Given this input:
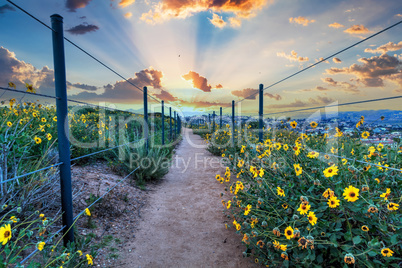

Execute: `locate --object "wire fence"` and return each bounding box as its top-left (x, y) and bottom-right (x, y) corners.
top-left (1, 1), bottom-right (184, 264)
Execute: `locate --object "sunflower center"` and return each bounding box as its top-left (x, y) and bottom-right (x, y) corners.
top-left (287, 231), bottom-right (292, 235)
top-left (331, 201), bottom-right (335, 205)
top-left (383, 250), bottom-right (388, 253)
top-left (308, 216), bottom-right (312, 221)
top-left (328, 169), bottom-right (332, 173)
top-left (4, 231), bottom-right (10, 238)
top-left (349, 192), bottom-right (355, 197)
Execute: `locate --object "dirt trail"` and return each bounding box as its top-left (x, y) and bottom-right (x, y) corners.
top-left (117, 128), bottom-right (255, 268)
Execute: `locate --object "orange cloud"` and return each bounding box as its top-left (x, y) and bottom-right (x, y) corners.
top-left (124, 12), bottom-right (133, 18)
top-left (326, 54), bottom-right (402, 87)
top-left (277, 50), bottom-right (309, 62)
top-left (177, 99), bottom-right (231, 109)
top-left (182, 71), bottom-right (212, 92)
top-left (229, 17), bottom-right (241, 27)
top-left (231, 88), bottom-right (281, 100)
top-left (66, 0), bottom-right (92, 12)
top-left (364, 41), bottom-right (402, 54)
top-left (344, 24), bottom-right (371, 35)
top-left (289, 16), bottom-right (315, 26)
top-left (328, 22), bottom-right (344, 28)
top-left (140, 0), bottom-right (272, 27)
top-left (209, 13), bottom-right (227, 28)
top-left (333, 57), bottom-right (342, 63)
top-left (267, 96), bottom-right (335, 109)
top-left (316, 57), bottom-right (329, 64)
top-left (215, 84), bottom-right (223, 89)
top-left (71, 67), bottom-right (164, 104)
top-left (321, 77), bottom-right (359, 94)
top-left (152, 89), bottom-right (177, 102)
top-left (119, 0), bottom-right (135, 8)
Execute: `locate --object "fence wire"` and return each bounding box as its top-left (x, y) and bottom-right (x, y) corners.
top-left (0, 86), bottom-right (59, 100)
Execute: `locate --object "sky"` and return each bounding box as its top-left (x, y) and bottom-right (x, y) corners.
top-left (0, 0), bottom-right (401, 116)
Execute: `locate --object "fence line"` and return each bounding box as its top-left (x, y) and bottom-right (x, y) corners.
top-left (0, 86), bottom-right (59, 100)
top-left (73, 166), bottom-right (140, 221)
top-left (1, 3), bottom-right (183, 262)
top-left (322, 152), bottom-right (401, 172)
top-left (6, 0), bottom-right (162, 104)
top-left (227, 19), bottom-right (402, 106)
top-left (263, 95), bottom-right (402, 116)
top-left (1, 162), bottom-right (63, 185)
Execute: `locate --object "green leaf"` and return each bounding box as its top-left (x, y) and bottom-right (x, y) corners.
top-left (390, 234), bottom-right (398, 244)
top-left (353, 235), bottom-right (362, 245)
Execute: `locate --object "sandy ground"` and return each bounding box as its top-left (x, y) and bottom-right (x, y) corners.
top-left (116, 128), bottom-right (256, 268)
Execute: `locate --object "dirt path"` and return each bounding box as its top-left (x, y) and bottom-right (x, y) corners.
top-left (117, 128), bottom-right (255, 268)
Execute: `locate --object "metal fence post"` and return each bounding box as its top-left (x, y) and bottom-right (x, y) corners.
top-left (259, 84), bottom-right (264, 143)
top-left (231, 100), bottom-right (235, 147)
top-left (174, 111), bottom-right (177, 139)
top-left (161, 101), bottom-right (165, 145)
top-left (169, 107), bottom-right (172, 141)
top-left (220, 107), bottom-right (222, 129)
top-left (51, 14), bottom-right (74, 245)
top-left (143, 86), bottom-right (149, 152)
top-left (212, 111), bottom-right (215, 133)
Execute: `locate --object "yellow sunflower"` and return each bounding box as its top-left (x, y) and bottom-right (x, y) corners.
top-left (361, 225), bottom-right (369, 232)
top-left (290, 121), bottom-right (297, 128)
top-left (380, 188), bottom-right (391, 201)
top-left (310, 121), bottom-right (317, 128)
top-left (297, 203), bottom-right (311, 215)
top-left (328, 196), bottom-right (340, 208)
top-left (277, 187), bottom-right (285, 197)
top-left (0, 224), bottom-right (12, 245)
top-left (307, 211), bottom-right (317, 226)
top-left (387, 202), bottom-right (399, 211)
top-left (284, 226), bottom-right (294, 239)
top-left (381, 248), bottom-right (394, 257)
top-left (323, 165), bottom-right (338, 178)
top-left (343, 185), bottom-right (359, 202)
top-left (361, 131), bottom-right (370, 139)
top-left (294, 164), bottom-right (302, 176)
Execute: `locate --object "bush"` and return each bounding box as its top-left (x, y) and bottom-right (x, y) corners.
top-left (207, 121), bottom-right (401, 267)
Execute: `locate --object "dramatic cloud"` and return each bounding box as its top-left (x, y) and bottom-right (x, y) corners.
top-left (229, 17), bottom-right (241, 28)
top-left (0, 4), bottom-right (15, 14)
top-left (231, 88), bottom-right (281, 100)
top-left (66, 0), bottom-right (92, 12)
top-left (182, 71), bottom-right (212, 92)
top-left (215, 84), bottom-right (223, 89)
top-left (277, 50), bottom-right (309, 62)
top-left (118, 0), bottom-right (136, 8)
top-left (152, 89), bottom-right (177, 102)
top-left (67, 82), bottom-right (98, 91)
top-left (0, 46), bottom-right (54, 93)
top-left (321, 77), bottom-right (359, 93)
top-left (71, 67), bottom-right (164, 103)
top-left (289, 16), bottom-right (315, 26)
top-left (333, 57), bottom-right (342, 63)
top-left (264, 92), bottom-right (282, 101)
top-left (344, 24), bottom-right (370, 35)
top-left (66, 24), bottom-right (99, 35)
top-left (326, 54), bottom-right (402, 87)
top-left (296, 86), bottom-right (329, 92)
top-left (364, 41), bottom-right (402, 54)
top-left (209, 13), bottom-right (227, 28)
top-left (267, 96), bottom-right (335, 109)
top-left (328, 22), bottom-right (344, 28)
top-left (316, 57), bottom-right (329, 64)
top-left (231, 88), bottom-right (257, 99)
top-left (140, 0), bottom-right (273, 26)
top-left (124, 12), bottom-right (133, 19)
